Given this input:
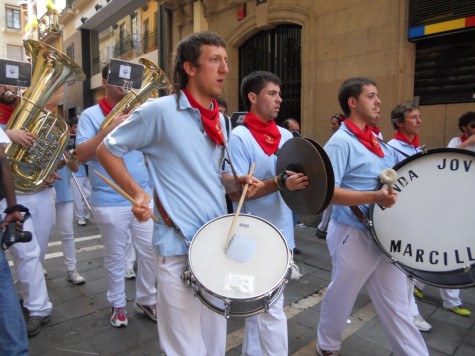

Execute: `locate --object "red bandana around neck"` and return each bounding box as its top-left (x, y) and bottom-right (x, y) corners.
top-left (344, 120), bottom-right (384, 157)
top-left (243, 112), bottom-right (281, 156)
top-left (461, 134), bottom-right (469, 143)
top-left (99, 97), bottom-right (113, 117)
top-left (393, 130), bottom-right (420, 148)
top-left (183, 88), bottom-right (224, 146)
top-left (0, 101), bottom-right (17, 124)
top-left (370, 125), bottom-right (381, 136)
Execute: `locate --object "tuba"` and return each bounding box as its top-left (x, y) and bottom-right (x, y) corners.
top-left (5, 40), bottom-right (86, 194)
top-left (99, 58), bottom-right (172, 130)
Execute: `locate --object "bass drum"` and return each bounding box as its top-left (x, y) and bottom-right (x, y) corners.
top-left (370, 148), bottom-right (475, 288)
top-left (188, 214), bottom-right (291, 318)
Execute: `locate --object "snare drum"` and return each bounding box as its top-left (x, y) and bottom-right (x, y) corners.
top-left (370, 148), bottom-right (475, 288)
top-left (187, 214), bottom-right (291, 318)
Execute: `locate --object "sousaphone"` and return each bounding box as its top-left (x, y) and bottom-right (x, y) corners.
top-left (276, 137), bottom-right (334, 216)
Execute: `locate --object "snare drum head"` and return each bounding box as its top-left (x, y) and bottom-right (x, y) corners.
top-left (189, 214), bottom-right (290, 300)
top-left (370, 148), bottom-right (475, 287)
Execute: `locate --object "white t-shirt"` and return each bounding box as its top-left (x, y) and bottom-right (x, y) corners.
top-left (447, 136), bottom-right (475, 152)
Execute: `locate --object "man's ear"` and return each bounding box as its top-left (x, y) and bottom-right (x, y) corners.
top-left (348, 97), bottom-right (357, 110)
top-left (183, 61), bottom-right (195, 77)
top-left (248, 92), bottom-right (257, 105)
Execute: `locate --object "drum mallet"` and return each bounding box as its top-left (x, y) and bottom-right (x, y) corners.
top-left (379, 168), bottom-right (398, 193)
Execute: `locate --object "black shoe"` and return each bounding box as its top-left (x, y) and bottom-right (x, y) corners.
top-left (27, 315), bottom-right (51, 337)
top-left (293, 247), bottom-right (302, 255)
top-left (316, 228), bottom-right (327, 239)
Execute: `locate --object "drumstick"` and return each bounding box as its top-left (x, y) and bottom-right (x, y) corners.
top-left (379, 168), bottom-right (398, 194)
top-left (93, 169), bottom-right (159, 223)
top-left (224, 162), bottom-right (256, 252)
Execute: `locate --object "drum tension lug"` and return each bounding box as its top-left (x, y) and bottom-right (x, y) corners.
top-left (181, 270), bottom-right (192, 287)
top-left (224, 300), bottom-right (231, 319)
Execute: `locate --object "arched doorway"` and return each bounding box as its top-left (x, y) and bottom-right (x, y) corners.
top-left (239, 25), bottom-right (302, 125)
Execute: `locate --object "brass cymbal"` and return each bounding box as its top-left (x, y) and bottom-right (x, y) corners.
top-left (276, 137), bottom-right (334, 216)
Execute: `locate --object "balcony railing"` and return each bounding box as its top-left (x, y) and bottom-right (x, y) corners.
top-left (38, 10), bottom-right (61, 41)
top-left (142, 31), bottom-right (157, 53)
top-left (113, 33), bottom-right (142, 58)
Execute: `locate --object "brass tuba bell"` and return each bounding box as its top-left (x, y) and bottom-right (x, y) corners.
top-left (99, 58), bottom-right (172, 130)
top-left (5, 40), bottom-right (86, 194)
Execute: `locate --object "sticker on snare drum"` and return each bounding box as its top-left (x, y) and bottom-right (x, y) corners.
top-left (224, 273), bottom-right (255, 294)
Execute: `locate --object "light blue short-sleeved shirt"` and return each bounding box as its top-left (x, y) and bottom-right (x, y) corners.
top-left (76, 104), bottom-right (151, 207)
top-left (54, 165), bottom-right (72, 203)
top-left (227, 125), bottom-right (295, 249)
top-left (387, 137), bottom-right (422, 162)
top-left (325, 122), bottom-right (398, 230)
top-left (103, 93), bottom-right (229, 256)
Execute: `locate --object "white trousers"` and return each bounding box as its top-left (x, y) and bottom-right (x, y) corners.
top-left (93, 205), bottom-right (156, 307)
top-left (407, 279), bottom-right (420, 317)
top-left (4, 190), bottom-right (53, 317)
top-left (156, 255), bottom-right (226, 356)
top-left (242, 293), bottom-right (287, 356)
top-left (54, 201), bottom-right (77, 271)
top-left (70, 176), bottom-right (91, 220)
top-left (125, 233), bottom-right (136, 270)
top-left (317, 221), bottom-right (428, 356)
top-left (317, 205), bottom-right (333, 232)
top-left (414, 281), bottom-right (462, 308)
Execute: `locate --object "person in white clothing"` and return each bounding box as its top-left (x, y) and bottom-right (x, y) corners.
top-left (315, 78), bottom-right (429, 356)
top-left (387, 103), bottom-right (432, 332)
top-left (412, 111), bottom-right (474, 318)
top-left (228, 71), bottom-right (308, 356)
top-left (0, 85), bottom-right (53, 337)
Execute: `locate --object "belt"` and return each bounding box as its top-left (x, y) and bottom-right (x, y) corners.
top-left (350, 205), bottom-right (372, 228)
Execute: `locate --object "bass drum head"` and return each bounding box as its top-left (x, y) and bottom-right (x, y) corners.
top-left (370, 148), bottom-right (475, 288)
top-left (276, 137), bottom-right (334, 216)
top-left (189, 214), bottom-right (290, 300)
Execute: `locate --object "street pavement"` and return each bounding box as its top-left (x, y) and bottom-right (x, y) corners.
top-left (9, 215), bottom-right (475, 355)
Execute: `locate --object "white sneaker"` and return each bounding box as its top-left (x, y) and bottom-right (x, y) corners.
top-left (413, 314), bottom-right (432, 332)
top-left (77, 218), bottom-right (87, 226)
top-left (66, 270), bottom-right (86, 285)
top-left (125, 268), bottom-right (136, 279)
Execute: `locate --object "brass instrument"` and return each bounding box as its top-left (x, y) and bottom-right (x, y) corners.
top-left (5, 40), bottom-right (86, 194)
top-left (99, 58), bottom-right (172, 130)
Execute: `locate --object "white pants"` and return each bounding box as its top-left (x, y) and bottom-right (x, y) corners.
top-left (3, 191), bottom-right (53, 317)
top-left (317, 205), bottom-right (333, 232)
top-left (156, 255), bottom-right (226, 356)
top-left (414, 281), bottom-right (462, 308)
top-left (54, 201), bottom-right (77, 271)
top-left (242, 293), bottom-right (287, 356)
top-left (407, 279), bottom-right (420, 317)
top-left (93, 205), bottom-right (156, 307)
top-left (70, 176), bottom-right (91, 220)
top-left (125, 233), bottom-right (136, 270)
top-left (317, 221), bottom-right (428, 356)
top-left (27, 188), bottom-right (56, 264)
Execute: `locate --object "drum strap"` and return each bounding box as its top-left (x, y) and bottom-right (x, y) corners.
top-left (153, 190), bottom-right (190, 247)
top-left (350, 205), bottom-right (372, 227)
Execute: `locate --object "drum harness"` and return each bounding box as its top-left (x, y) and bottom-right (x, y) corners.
top-left (349, 136), bottom-right (427, 229)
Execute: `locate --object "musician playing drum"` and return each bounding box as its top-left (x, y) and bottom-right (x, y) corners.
top-left (315, 78), bottom-right (429, 356)
top-left (226, 71), bottom-right (308, 355)
top-left (96, 32), bottom-right (261, 355)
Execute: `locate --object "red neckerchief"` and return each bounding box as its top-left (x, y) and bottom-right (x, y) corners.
top-left (370, 125), bottom-right (381, 136)
top-left (393, 130), bottom-right (419, 148)
top-left (461, 134), bottom-right (469, 143)
top-left (0, 101), bottom-right (17, 124)
top-left (183, 88), bottom-right (224, 146)
top-left (344, 120), bottom-right (384, 157)
top-left (243, 112), bottom-right (281, 156)
top-left (99, 97), bottom-right (113, 116)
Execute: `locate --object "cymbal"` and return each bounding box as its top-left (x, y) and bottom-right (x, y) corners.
top-left (276, 137), bottom-right (334, 216)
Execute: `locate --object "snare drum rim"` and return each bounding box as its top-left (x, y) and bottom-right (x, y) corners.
top-left (369, 148), bottom-right (475, 279)
top-left (188, 213), bottom-right (292, 301)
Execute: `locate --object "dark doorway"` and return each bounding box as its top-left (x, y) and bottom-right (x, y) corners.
top-left (238, 25), bottom-right (302, 125)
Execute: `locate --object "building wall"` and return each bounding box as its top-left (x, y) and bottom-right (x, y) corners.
top-left (161, 0), bottom-right (475, 149)
top-left (0, 1), bottom-right (26, 59)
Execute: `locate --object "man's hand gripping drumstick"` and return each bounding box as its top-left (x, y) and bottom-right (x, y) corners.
top-left (377, 168), bottom-right (398, 208)
top-left (96, 144), bottom-right (154, 223)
